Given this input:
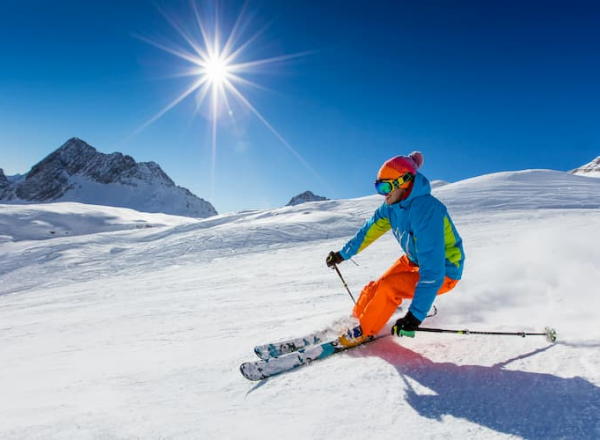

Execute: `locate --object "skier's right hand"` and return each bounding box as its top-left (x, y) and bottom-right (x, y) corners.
top-left (391, 311), bottom-right (422, 338)
top-left (326, 251), bottom-right (344, 268)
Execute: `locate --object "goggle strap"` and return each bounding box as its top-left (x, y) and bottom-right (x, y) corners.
top-left (395, 173), bottom-right (414, 188)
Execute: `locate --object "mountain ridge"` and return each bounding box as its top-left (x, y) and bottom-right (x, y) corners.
top-left (0, 138), bottom-right (217, 218)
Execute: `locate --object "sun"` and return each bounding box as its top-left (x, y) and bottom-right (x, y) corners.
top-left (203, 55), bottom-right (229, 85)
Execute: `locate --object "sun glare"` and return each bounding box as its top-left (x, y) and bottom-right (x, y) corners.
top-left (133, 1), bottom-right (327, 198)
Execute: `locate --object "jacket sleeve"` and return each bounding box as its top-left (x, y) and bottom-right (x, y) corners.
top-left (339, 204), bottom-right (391, 260)
top-left (408, 198), bottom-right (446, 321)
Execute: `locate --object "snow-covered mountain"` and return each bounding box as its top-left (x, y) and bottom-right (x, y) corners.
top-left (286, 190), bottom-right (329, 206)
top-left (1, 168), bottom-right (599, 439)
top-left (570, 156), bottom-right (600, 178)
top-left (0, 138), bottom-right (217, 218)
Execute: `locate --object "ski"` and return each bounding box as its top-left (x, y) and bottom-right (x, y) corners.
top-left (241, 333), bottom-right (384, 381)
top-left (254, 307), bottom-right (410, 360)
top-left (254, 331), bottom-right (328, 360)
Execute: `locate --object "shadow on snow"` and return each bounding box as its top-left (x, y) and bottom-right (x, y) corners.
top-left (353, 338), bottom-right (599, 439)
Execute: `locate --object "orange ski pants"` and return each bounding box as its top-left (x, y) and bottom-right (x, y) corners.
top-left (353, 255), bottom-right (459, 336)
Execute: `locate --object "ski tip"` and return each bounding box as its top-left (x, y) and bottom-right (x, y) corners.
top-left (545, 327), bottom-right (557, 343)
top-left (253, 347), bottom-right (268, 361)
top-left (240, 362), bottom-right (260, 381)
top-left (240, 362), bottom-right (269, 381)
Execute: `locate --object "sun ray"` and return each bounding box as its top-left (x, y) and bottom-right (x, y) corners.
top-left (220, 1), bottom-right (252, 61)
top-left (129, 76), bottom-right (208, 139)
top-left (156, 2), bottom-right (209, 60)
top-left (222, 22), bottom-right (272, 65)
top-left (230, 50), bottom-right (316, 72)
top-left (223, 77), bottom-right (327, 186)
top-left (195, 81), bottom-right (212, 110)
top-left (226, 73), bottom-right (272, 93)
top-left (133, 34), bottom-right (202, 66)
top-left (192, 1), bottom-right (213, 59)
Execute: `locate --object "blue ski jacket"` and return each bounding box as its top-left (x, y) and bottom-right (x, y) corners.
top-left (339, 173), bottom-right (465, 321)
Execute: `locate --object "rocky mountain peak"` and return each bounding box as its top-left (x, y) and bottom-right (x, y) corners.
top-left (56, 137), bottom-right (96, 157)
top-left (286, 191), bottom-right (328, 206)
top-left (27, 138), bottom-right (96, 180)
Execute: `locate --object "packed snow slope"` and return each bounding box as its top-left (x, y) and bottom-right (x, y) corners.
top-left (1, 169), bottom-right (599, 440)
top-left (0, 203), bottom-right (198, 243)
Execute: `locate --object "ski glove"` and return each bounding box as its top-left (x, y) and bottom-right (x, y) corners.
top-left (326, 251), bottom-right (344, 268)
top-left (391, 311), bottom-right (422, 338)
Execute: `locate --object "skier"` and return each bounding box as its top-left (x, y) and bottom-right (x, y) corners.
top-left (326, 151), bottom-right (465, 346)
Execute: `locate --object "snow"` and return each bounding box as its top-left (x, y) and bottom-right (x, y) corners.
top-left (55, 175), bottom-right (217, 218)
top-left (575, 169), bottom-right (600, 178)
top-left (1, 169), bottom-right (599, 439)
top-left (0, 202), bottom-right (198, 243)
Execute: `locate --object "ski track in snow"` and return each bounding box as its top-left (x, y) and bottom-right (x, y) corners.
top-left (1, 170), bottom-right (599, 439)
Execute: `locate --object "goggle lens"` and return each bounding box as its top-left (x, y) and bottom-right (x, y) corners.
top-left (375, 181), bottom-right (394, 195)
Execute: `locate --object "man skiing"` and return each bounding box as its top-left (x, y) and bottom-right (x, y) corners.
top-left (326, 151), bottom-right (465, 345)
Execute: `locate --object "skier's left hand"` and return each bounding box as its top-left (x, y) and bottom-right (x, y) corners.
top-left (391, 311), bottom-right (422, 338)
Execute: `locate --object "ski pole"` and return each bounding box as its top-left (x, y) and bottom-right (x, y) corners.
top-left (332, 264), bottom-right (357, 304)
top-left (416, 326), bottom-right (557, 343)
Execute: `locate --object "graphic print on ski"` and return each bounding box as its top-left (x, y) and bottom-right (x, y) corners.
top-left (241, 334), bottom-right (383, 381)
top-left (254, 331), bottom-right (328, 360)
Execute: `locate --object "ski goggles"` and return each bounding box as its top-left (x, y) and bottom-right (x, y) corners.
top-left (374, 173), bottom-right (414, 195)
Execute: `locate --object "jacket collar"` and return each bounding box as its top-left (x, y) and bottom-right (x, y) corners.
top-left (397, 173), bottom-right (431, 208)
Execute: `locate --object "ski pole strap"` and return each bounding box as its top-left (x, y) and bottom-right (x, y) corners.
top-left (426, 305), bottom-right (438, 318)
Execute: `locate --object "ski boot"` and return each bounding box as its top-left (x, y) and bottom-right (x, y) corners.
top-left (338, 325), bottom-right (368, 348)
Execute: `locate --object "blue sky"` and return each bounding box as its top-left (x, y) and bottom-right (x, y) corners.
top-left (1, 0), bottom-right (598, 213)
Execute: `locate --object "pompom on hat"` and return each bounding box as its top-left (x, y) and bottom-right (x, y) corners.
top-left (377, 151), bottom-right (424, 180)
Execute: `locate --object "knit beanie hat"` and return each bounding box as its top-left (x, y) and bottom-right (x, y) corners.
top-left (377, 151), bottom-right (424, 180)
